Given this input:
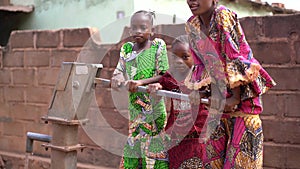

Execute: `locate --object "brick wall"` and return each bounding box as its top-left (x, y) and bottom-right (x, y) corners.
top-left (240, 14), bottom-right (300, 169)
top-left (0, 27), bottom-right (123, 168)
top-left (0, 13), bottom-right (299, 168)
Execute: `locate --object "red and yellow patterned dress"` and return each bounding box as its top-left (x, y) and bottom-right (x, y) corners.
top-left (185, 5), bottom-right (276, 169)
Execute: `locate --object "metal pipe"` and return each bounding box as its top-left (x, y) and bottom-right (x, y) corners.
top-left (26, 132), bottom-right (52, 153)
top-left (94, 78), bottom-right (209, 104)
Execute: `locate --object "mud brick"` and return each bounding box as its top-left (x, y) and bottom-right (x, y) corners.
top-left (296, 40), bottom-right (300, 64)
top-left (0, 136), bottom-right (27, 153)
top-left (12, 68), bottom-right (35, 85)
top-left (0, 69), bottom-right (11, 84)
top-left (263, 167), bottom-right (277, 169)
top-left (9, 103), bottom-right (47, 122)
top-left (24, 50), bottom-right (51, 67)
top-left (36, 30), bottom-right (60, 48)
top-left (261, 94), bottom-right (284, 116)
top-left (286, 146), bottom-right (300, 168)
top-left (63, 28), bottom-right (91, 47)
top-left (263, 144), bottom-right (286, 168)
top-left (263, 119), bottom-right (300, 144)
top-left (240, 17), bottom-right (261, 40)
top-left (263, 14), bottom-right (300, 38)
top-left (51, 49), bottom-right (78, 67)
top-left (284, 94), bottom-right (300, 118)
top-left (3, 122), bottom-right (25, 137)
top-left (9, 31), bottom-right (34, 49)
top-left (0, 102), bottom-right (11, 122)
top-left (264, 67), bottom-right (300, 91)
top-left (4, 86), bottom-right (25, 102)
top-left (25, 87), bottom-right (53, 104)
top-left (249, 41), bottom-right (291, 64)
top-left (281, 121), bottom-right (300, 144)
top-left (0, 0), bottom-right (10, 5)
top-left (3, 51), bottom-right (24, 67)
top-left (37, 68), bottom-right (60, 86)
top-left (0, 87), bottom-right (4, 103)
top-left (77, 49), bottom-right (105, 64)
top-left (156, 24), bottom-right (185, 38)
top-left (7, 136), bottom-right (26, 152)
top-left (24, 122), bottom-right (51, 138)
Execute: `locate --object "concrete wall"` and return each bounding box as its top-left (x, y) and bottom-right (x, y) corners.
top-left (0, 13), bottom-right (299, 168)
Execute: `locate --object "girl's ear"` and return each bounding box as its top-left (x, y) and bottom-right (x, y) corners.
top-left (151, 27), bottom-right (155, 36)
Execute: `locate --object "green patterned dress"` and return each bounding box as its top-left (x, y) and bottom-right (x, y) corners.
top-left (114, 38), bottom-right (169, 169)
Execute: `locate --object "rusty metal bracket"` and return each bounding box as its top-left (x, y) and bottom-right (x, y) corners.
top-left (42, 143), bottom-right (86, 152)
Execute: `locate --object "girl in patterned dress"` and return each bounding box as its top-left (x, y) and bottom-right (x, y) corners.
top-left (185, 0), bottom-right (276, 168)
top-left (148, 36), bottom-right (232, 169)
top-left (111, 10), bottom-right (169, 169)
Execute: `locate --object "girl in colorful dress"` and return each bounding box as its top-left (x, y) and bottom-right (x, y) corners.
top-left (111, 10), bottom-right (169, 169)
top-left (185, 0), bottom-right (276, 168)
top-left (148, 36), bottom-right (230, 169)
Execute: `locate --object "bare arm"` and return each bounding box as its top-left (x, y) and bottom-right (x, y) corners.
top-left (126, 75), bottom-right (163, 92)
top-left (139, 75), bottom-right (162, 86)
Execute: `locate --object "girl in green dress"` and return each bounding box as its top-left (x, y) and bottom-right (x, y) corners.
top-left (111, 10), bottom-right (169, 169)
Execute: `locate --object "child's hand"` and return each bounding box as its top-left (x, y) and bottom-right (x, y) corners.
top-left (147, 83), bottom-right (162, 93)
top-left (111, 75), bottom-right (124, 89)
top-left (224, 104), bottom-right (238, 113)
top-left (125, 80), bottom-right (143, 92)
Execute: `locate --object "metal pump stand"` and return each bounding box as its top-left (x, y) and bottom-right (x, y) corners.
top-left (38, 61), bottom-right (208, 169)
top-left (42, 62), bottom-right (102, 169)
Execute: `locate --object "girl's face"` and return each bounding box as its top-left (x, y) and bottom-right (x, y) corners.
top-left (187, 0), bottom-right (214, 16)
top-left (172, 43), bottom-right (194, 69)
top-left (130, 13), bottom-right (153, 44)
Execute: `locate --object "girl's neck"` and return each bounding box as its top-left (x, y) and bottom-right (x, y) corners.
top-left (135, 39), bottom-right (150, 52)
top-left (199, 6), bottom-right (215, 28)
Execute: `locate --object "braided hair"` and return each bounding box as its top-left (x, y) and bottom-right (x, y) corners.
top-left (172, 35), bottom-right (189, 48)
top-left (132, 10), bottom-right (156, 25)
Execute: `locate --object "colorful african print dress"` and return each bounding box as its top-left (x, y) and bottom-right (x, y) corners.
top-left (185, 5), bottom-right (276, 169)
top-left (159, 72), bottom-right (229, 169)
top-left (114, 38), bottom-right (169, 169)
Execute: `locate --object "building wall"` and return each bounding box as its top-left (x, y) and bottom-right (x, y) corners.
top-left (10, 0), bottom-right (134, 43)
top-left (133, 0), bottom-right (272, 22)
top-left (0, 14), bottom-right (299, 168)
top-left (221, 1), bottom-right (272, 17)
top-left (8, 0), bottom-right (272, 44)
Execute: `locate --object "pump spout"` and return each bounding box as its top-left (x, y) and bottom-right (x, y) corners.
top-left (26, 132), bottom-right (52, 153)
